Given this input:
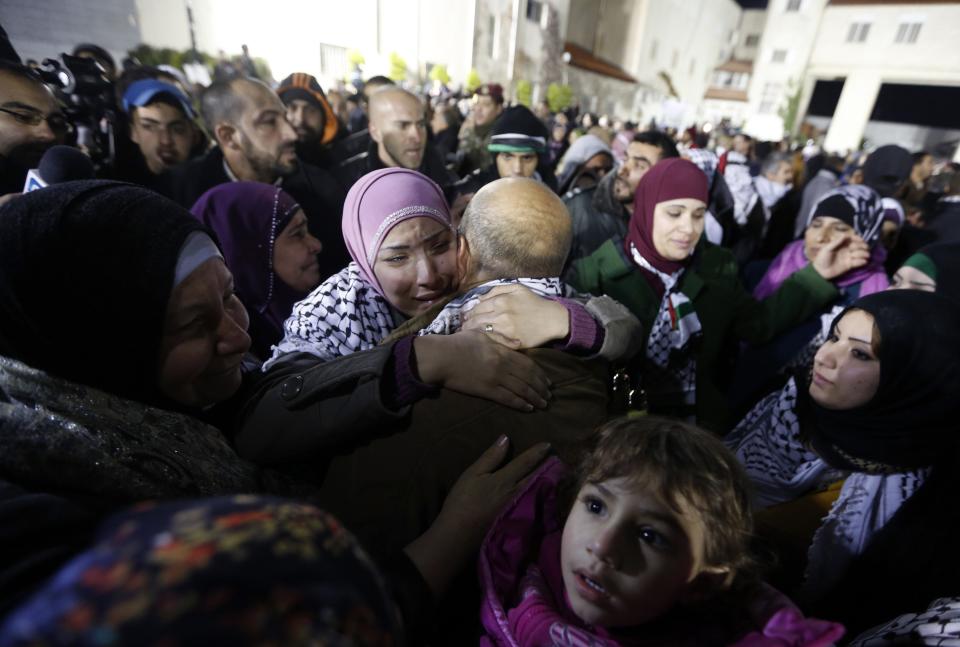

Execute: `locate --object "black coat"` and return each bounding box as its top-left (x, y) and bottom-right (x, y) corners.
top-left (336, 139), bottom-right (458, 201)
top-left (157, 147), bottom-right (349, 280)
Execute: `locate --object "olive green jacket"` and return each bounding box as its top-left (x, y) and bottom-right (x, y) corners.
top-left (571, 239), bottom-right (838, 432)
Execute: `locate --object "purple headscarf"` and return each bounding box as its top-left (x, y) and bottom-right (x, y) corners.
top-left (753, 185), bottom-right (889, 300)
top-left (341, 168), bottom-right (452, 297)
top-left (190, 182), bottom-right (305, 358)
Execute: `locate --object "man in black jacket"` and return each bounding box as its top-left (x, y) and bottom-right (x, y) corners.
top-left (336, 87), bottom-right (456, 196)
top-left (157, 76), bottom-right (348, 278)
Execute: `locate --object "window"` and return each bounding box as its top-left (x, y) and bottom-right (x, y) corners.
top-left (895, 22), bottom-right (922, 43)
top-left (758, 82), bottom-right (782, 114)
top-left (526, 0), bottom-right (543, 23)
top-left (319, 43), bottom-right (347, 77)
top-left (745, 34), bottom-right (760, 47)
top-left (771, 49), bottom-right (787, 63)
top-left (650, 39), bottom-right (658, 61)
top-left (846, 22), bottom-right (871, 43)
top-left (786, 0), bottom-right (802, 11)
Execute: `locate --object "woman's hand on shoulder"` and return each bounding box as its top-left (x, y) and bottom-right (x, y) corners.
top-left (413, 330), bottom-right (552, 411)
top-left (811, 233), bottom-right (870, 280)
top-left (461, 285), bottom-right (570, 349)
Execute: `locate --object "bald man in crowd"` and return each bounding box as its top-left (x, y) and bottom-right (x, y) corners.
top-left (336, 86), bottom-right (457, 193)
top-left (157, 76), bottom-right (349, 276)
top-left (238, 177), bottom-right (640, 562)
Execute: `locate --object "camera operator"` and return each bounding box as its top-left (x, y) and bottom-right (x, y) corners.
top-left (0, 60), bottom-right (69, 201)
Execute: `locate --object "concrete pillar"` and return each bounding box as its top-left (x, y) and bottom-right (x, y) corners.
top-left (823, 72), bottom-right (881, 154)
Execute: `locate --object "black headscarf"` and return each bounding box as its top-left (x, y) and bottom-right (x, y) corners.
top-left (900, 241), bottom-right (960, 302)
top-left (862, 144), bottom-right (913, 198)
top-left (800, 290), bottom-right (960, 472)
top-left (0, 181), bottom-right (208, 403)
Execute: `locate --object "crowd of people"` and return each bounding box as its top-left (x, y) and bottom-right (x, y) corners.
top-left (3, 26), bottom-right (960, 645)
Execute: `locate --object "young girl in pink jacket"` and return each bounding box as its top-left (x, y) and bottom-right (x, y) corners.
top-left (479, 417), bottom-right (844, 647)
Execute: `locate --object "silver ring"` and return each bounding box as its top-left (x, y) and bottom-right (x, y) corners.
top-left (484, 323), bottom-right (494, 333)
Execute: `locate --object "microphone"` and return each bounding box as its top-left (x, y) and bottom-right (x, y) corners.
top-left (23, 145), bottom-right (96, 192)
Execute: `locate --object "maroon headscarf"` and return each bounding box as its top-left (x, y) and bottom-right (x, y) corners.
top-left (624, 158), bottom-right (709, 276)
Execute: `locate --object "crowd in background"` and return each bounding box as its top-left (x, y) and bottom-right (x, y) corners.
top-left (3, 23), bottom-right (960, 646)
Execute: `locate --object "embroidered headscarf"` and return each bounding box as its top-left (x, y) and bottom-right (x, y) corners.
top-left (190, 182), bottom-right (306, 359)
top-left (753, 184), bottom-right (889, 300)
top-left (0, 496), bottom-right (401, 645)
top-left (0, 180), bottom-right (210, 404)
top-left (342, 167), bottom-right (452, 298)
top-left (801, 290), bottom-right (960, 473)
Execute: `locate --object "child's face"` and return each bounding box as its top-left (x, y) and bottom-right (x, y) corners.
top-left (560, 476), bottom-right (716, 627)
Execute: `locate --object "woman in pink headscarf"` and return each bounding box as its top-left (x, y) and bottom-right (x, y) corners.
top-left (265, 168), bottom-right (613, 411)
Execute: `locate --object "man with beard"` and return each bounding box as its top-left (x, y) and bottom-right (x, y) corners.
top-left (562, 132), bottom-right (672, 271)
top-left (0, 61), bottom-right (67, 202)
top-left (336, 87), bottom-right (456, 194)
top-left (277, 73), bottom-right (341, 170)
top-left (158, 76), bottom-right (348, 278)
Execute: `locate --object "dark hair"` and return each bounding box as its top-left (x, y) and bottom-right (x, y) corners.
top-left (912, 151), bottom-right (931, 164)
top-left (200, 78), bottom-right (249, 133)
top-left (72, 43), bottom-right (115, 73)
top-left (571, 417), bottom-right (757, 584)
top-left (0, 59), bottom-right (43, 84)
top-left (633, 130), bottom-right (679, 159)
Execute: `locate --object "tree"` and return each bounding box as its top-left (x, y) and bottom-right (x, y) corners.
top-left (466, 68), bottom-right (482, 93)
top-left (516, 79), bottom-right (532, 106)
top-left (388, 52), bottom-right (408, 82)
top-left (779, 78), bottom-right (803, 140)
top-left (429, 64), bottom-right (450, 85)
top-left (347, 49), bottom-right (366, 67)
top-left (547, 83), bottom-right (573, 112)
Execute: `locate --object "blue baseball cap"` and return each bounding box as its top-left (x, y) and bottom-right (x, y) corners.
top-left (122, 79), bottom-right (196, 119)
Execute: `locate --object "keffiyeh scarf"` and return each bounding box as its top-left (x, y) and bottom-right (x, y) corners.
top-left (263, 262), bottom-right (397, 369)
top-left (419, 277), bottom-right (565, 336)
top-left (630, 244), bottom-right (701, 413)
top-left (727, 377), bottom-right (927, 599)
top-left (726, 377), bottom-right (841, 509)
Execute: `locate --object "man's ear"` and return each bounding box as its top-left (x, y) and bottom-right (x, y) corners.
top-left (456, 233), bottom-right (471, 282)
top-left (214, 123), bottom-right (239, 151)
top-left (679, 565), bottom-right (733, 605)
top-left (369, 121), bottom-right (382, 144)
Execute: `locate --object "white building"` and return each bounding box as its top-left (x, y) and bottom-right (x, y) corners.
top-left (741, 0), bottom-right (829, 141)
top-left (801, 0), bottom-right (960, 157)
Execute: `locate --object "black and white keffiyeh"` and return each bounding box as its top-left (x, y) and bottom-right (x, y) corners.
top-left (848, 597), bottom-right (960, 646)
top-left (630, 244), bottom-right (701, 412)
top-left (263, 262), bottom-right (398, 369)
top-left (726, 377), bottom-right (841, 508)
top-left (803, 468), bottom-right (927, 600)
top-left (727, 376), bottom-right (927, 600)
top-left (418, 277), bottom-right (565, 336)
